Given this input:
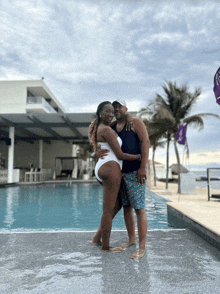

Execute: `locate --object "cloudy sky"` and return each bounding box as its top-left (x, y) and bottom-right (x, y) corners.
top-left (1, 0), bottom-right (220, 167)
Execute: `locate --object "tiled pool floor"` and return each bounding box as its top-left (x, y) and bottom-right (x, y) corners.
top-left (1, 229), bottom-right (220, 294)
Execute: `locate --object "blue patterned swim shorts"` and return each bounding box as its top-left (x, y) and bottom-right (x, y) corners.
top-left (119, 170), bottom-right (146, 209)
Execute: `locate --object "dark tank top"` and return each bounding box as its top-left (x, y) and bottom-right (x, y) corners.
top-left (113, 124), bottom-right (141, 173)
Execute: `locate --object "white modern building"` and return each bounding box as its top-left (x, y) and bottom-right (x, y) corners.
top-left (0, 80), bottom-right (94, 184)
top-left (0, 79), bottom-right (65, 114)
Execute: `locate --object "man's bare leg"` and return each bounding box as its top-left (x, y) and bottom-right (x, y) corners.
top-left (131, 208), bottom-right (148, 259)
top-left (119, 206), bottom-right (137, 249)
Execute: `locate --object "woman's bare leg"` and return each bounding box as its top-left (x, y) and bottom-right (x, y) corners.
top-left (91, 197), bottom-right (122, 245)
top-left (91, 191), bottom-right (137, 248)
top-left (98, 162), bottom-right (121, 250)
top-left (91, 226), bottom-right (102, 245)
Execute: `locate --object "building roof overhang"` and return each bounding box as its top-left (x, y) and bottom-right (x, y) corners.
top-left (0, 113), bottom-right (97, 144)
top-left (0, 111), bottom-right (137, 145)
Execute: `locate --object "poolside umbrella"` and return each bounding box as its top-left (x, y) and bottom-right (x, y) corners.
top-left (213, 66), bottom-right (220, 105)
top-left (169, 164), bottom-right (189, 175)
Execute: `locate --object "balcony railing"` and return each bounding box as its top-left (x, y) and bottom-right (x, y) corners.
top-left (27, 97), bottom-right (57, 113)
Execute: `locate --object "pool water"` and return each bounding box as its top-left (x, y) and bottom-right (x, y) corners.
top-left (0, 182), bottom-right (173, 231)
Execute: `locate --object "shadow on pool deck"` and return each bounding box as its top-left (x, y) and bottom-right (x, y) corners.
top-left (1, 230), bottom-right (220, 294)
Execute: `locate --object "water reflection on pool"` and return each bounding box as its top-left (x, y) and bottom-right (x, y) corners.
top-left (0, 182), bottom-right (173, 231)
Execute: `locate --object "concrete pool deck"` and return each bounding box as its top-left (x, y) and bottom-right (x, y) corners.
top-left (150, 181), bottom-right (220, 249)
top-left (1, 230), bottom-right (220, 294)
top-left (1, 180), bottom-right (220, 293)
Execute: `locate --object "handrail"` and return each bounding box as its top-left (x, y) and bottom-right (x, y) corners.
top-left (207, 168), bottom-right (220, 201)
top-left (27, 97), bottom-right (56, 113)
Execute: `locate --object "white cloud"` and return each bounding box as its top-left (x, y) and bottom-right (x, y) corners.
top-left (137, 32), bottom-right (187, 47)
top-left (1, 0), bottom-right (220, 157)
top-left (154, 147), bottom-right (220, 166)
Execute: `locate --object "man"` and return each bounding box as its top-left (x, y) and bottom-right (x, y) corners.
top-left (91, 100), bottom-right (150, 259)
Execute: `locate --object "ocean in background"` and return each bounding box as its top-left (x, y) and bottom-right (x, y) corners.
top-left (190, 170), bottom-right (220, 190)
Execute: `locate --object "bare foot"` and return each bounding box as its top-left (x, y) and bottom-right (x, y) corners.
top-left (101, 247), bottom-right (124, 253)
top-left (119, 240), bottom-right (138, 250)
top-left (90, 240), bottom-right (102, 246)
top-left (130, 248), bottom-right (146, 259)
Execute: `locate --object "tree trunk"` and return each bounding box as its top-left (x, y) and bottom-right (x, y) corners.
top-left (165, 135), bottom-right (170, 189)
top-left (152, 147), bottom-right (156, 186)
top-left (174, 138), bottom-right (181, 193)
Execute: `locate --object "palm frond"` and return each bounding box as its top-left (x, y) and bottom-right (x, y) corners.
top-left (183, 115), bottom-right (204, 130)
top-left (139, 80), bottom-right (217, 193)
top-left (138, 107), bottom-right (154, 119)
top-left (193, 113), bottom-right (220, 119)
top-left (183, 113), bottom-right (220, 130)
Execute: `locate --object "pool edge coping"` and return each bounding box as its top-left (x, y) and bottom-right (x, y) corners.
top-left (166, 203), bottom-right (220, 250)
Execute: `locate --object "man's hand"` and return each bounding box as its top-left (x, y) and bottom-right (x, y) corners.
top-left (97, 144), bottom-right (109, 159)
top-left (136, 167), bottom-right (147, 185)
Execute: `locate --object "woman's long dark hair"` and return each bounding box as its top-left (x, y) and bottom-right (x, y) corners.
top-left (88, 101), bottom-right (112, 151)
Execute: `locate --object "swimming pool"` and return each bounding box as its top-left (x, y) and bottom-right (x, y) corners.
top-left (0, 182), bottom-right (173, 231)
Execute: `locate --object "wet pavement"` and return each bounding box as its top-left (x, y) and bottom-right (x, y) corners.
top-left (1, 230), bottom-right (220, 294)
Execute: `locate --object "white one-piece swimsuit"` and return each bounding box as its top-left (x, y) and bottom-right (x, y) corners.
top-left (95, 136), bottom-right (123, 182)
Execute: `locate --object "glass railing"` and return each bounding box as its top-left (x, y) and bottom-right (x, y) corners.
top-left (27, 97), bottom-right (57, 113)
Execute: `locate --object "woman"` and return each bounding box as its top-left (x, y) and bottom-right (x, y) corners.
top-left (88, 101), bottom-right (141, 252)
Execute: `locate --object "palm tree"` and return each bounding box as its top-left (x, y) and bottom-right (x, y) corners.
top-left (142, 118), bottom-right (166, 186)
top-left (77, 143), bottom-right (94, 161)
top-left (149, 134), bottom-right (166, 186)
top-left (139, 108), bottom-right (177, 189)
top-left (140, 81), bottom-right (220, 193)
top-left (77, 143), bottom-right (94, 176)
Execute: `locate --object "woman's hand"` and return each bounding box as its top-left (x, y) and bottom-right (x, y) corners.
top-left (126, 113), bottom-right (135, 132)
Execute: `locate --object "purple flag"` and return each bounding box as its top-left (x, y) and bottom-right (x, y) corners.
top-left (213, 66), bottom-right (220, 105)
top-left (175, 124), bottom-right (187, 145)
